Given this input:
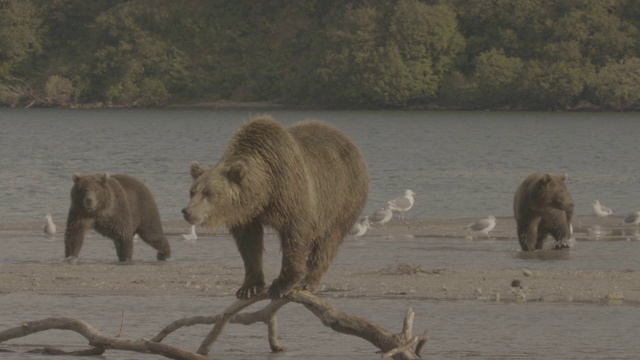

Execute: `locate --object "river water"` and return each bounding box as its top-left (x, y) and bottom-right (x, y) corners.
top-left (1, 109), bottom-right (639, 359)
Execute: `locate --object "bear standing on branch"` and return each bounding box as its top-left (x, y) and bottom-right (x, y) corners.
top-left (64, 173), bottom-right (172, 261)
top-left (182, 115), bottom-right (369, 300)
top-left (513, 172), bottom-right (575, 251)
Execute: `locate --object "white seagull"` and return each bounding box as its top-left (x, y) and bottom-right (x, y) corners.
top-left (591, 200), bottom-right (613, 218)
top-left (369, 205), bottom-right (393, 228)
top-left (349, 216), bottom-right (371, 239)
top-left (464, 215), bottom-right (496, 239)
top-left (44, 213), bottom-right (56, 236)
top-left (182, 224), bottom-right (198, 241)
top-left (620, 211), bottom-right (640, 227)
top-left (387, 189), bottom-right (416, 220)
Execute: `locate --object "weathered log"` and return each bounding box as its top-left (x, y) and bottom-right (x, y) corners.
top-left (0, 290), bottom-right (429, 359)
top-left (0, 317), bottom-right (208, 360)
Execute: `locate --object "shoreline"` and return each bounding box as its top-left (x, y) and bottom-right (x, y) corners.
top-left (0, 262), bottom-right (635, 305)
top-left (1, 216), bottom-right (639, 305)
top-left (1, 215), bottom-right (635, 240)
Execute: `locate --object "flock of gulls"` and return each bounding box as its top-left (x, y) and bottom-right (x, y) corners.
top-left (349, 189), bottom-right (416, 239)
top-left (42, 196), bottom-right (640, 241)
top-left (591, 200), bottom-right (640, 226)
top-left (348, 195), bottom-right (640, 241)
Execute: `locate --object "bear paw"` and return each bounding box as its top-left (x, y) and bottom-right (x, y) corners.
top-left (236, 281), bottom-right (265, 299)
top-left (268, 279), bottom-right (296, 300)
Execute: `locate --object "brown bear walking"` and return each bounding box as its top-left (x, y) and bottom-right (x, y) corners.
top-left (182, 116), bottom-right (369, 300)
top-left (64, 173), bottom-right (171, 261)
top-left (513, 172), bottom-right (574, 251)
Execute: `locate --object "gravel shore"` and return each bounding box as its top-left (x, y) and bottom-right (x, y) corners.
top-left (1, 215), bottom-right (638, 304)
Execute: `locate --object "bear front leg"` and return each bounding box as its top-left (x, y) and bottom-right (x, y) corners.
top-left (231, 221), bottom-right (266, 299)
top-left (64, 220), bottom-right (86, 258)
top-left (113, 233), bottom-right (134, 262)
top-left (517, 219), bottom-right (540, 251)
top-left (549, 220), bottom-right (572, 250)
top-left (269, 230), bottom-right (309, 300)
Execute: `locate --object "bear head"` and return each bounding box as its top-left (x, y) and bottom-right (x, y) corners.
top-left (532, 173), bottom-right (574, 212)
top-left (182, 160), bottom-right (269, 229)
top-left (71, 173), bottom-right (112, 213)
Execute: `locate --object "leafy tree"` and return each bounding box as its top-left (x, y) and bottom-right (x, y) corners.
top-left (86, 1), bottom-right (188, 105)
top-left (0, 0), bottom-right (40, 76)
top-left (311, 0), bottom-right (463, 107)
top-left (471, 48), bottom-right (524, 109)
top-left (587, 57), bottom-right (640, 110)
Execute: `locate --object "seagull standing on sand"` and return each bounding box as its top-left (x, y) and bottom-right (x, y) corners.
top-left (620, 211), bottom-right (640, 227)
top-left (182, 224), bottom-right (198, 241)
top-left (44, 213), bottom-right (56, 236)
top-left (387, 189), bottom-right (416, 220)
top-left (591, 200), bottom-right (613, 218)
top-left (349, 216), bottom-right (371, 239)
top-left (369, 205), bottom-right (393, 228)
top-left (464, 215), bottom-right (496, 239)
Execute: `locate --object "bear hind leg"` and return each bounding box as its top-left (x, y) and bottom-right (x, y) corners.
top-left (302, 234), bottom-right (342, 292)
top-left (136, 227), bottom-right (171, 260)
top-left (231, 220), bottom-right (266, 299)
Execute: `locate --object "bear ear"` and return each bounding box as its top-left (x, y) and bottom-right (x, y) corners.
top-left (560, 173), bottom-right (569, 181)
top-left (72, 173), bottom-right (81, 183)
top-left (102, 173), bottom-right (110, 184)
top-left (223, 162), bottom-right (246, 184)
top-left (190, 161), bottom-right (205, 179)
top-left (541, 173), bottom-right (552, 184)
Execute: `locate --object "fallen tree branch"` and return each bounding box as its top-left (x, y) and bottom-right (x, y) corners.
top-left (196, 291), bottom-right (270, 355)
top-left (0, 290), bottom-right (429, 359)
top-left (0, 317), bottom-right (208, 360)
top-left (230, 297), bottom-right (289, 352)
top-left (289, 290), bottom-right (426, 360)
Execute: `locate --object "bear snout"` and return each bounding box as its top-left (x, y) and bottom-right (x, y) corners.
top-left (182, 207), bottom-right (199, 224)
top-left (83, 197), bottom-right (96, 210)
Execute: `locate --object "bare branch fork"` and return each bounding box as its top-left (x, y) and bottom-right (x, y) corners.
top-left (0, 289), bottom-right (429, 360)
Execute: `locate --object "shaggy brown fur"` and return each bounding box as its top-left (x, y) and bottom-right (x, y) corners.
top-left (64, 173), bottom-right (171, 261)
top-left (513, 172), bottom-right (574, 251)
top-left (182, 115), bottom-right (369, 300)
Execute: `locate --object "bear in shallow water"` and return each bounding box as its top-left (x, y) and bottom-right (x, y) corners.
top-left (182, 115), bottom-right (369, 300)
top-left (513, 172), bottom-right (574, 251)
top-left (64, 173), bottom-right (171, 261)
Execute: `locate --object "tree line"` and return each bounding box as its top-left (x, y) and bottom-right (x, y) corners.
top-left (2, 0), bottom-right (640, 110)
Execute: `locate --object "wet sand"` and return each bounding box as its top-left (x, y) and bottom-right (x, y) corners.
top-left (1, 216), bottom-right (638, 304)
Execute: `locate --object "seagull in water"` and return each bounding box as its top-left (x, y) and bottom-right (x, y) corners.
top-left (464, 215), bottom-right (496, 239)
top-left (369, 205), bottom-right (393, 228)
top-left (591, 200), bottom-right (613, 218)
top-left (182, 224), bottom-right (198, 241)
top-left (387, 189), bottom-right (416, 220)
top-left (349, 216), bottom-right (371, 239)
top-left (620, 211), bottom-right (640, 227)
top-left (43, 213), bottom-right (56, 236)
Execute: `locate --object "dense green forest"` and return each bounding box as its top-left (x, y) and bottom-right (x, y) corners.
top-left (2, 0), bottom-right (640, 110)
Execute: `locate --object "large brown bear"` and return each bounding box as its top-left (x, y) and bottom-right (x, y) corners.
top-left (64, 173), bottom-right (171, 261)
top-left (182, 116), bottom-right (369, 300)
top-left (513, 172), bottom-right (574, 251)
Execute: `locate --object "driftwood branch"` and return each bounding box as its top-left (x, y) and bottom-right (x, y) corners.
top-left (289, 290), bottom-right (426, 360)
top-left (0, 317), bottom-right (208, 360)
top-left (0, 290), bottom-right (429, 359)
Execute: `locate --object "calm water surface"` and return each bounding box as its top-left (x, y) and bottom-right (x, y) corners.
top-left (1, 109), bottom-right (639, 222)
top-left (1, 109), bottom-right (640, 359)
